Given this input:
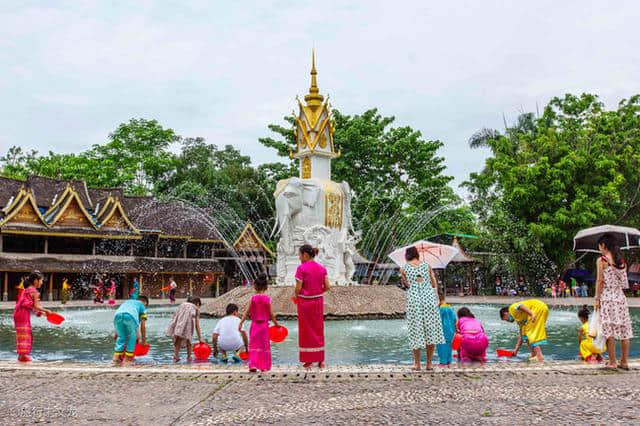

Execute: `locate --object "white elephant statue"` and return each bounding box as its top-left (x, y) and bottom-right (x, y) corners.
top-left (272, 177), bottom-right (356, 284)
top-left (272, 177), bottom-right (324, 252)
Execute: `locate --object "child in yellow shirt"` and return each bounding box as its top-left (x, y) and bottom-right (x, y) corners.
top-left (577, 305), bottom-right (603, 362)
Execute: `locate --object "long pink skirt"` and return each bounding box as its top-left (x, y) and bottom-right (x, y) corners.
top-left (13, 309), bottom-right (32, 356)
top-left (249, 320), bottom-right (271, 371)
top-left (297, 297), bottom-right (324, 363)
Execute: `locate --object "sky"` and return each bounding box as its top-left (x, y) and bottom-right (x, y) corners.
top-left (1, 1), bottom-right (639, 196)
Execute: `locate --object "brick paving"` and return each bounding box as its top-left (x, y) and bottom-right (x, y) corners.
top-left (0, 360), bottom-right (638, 425)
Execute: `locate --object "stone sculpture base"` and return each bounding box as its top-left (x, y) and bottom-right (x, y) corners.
top-left (200, 285), bottom-right (407, 320)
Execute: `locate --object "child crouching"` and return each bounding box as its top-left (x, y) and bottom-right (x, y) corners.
top-left (577, 305), bottom-right (603, 362)
top-left (113, 295), bottom-right (149, 366)
top-left (213, 303), bottom-right (249, 362)
top-left (456, 307), bottom-right (489, 362)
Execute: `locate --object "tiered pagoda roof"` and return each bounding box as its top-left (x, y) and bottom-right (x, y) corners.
top-left (0, 175), bottom-right (224, 242)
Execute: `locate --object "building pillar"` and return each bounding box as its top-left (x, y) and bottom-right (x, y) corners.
top-left (161, 272), bottom-right (165, 299)
top-left (44, 238), bottom-right (48, 254)
top-left (139, 274), bottom-right (143, 294)
top-left (183, 242), bottom-right (188, 259)
top-left (154, 239), bottom-right (158, 258)
top-left (130, 241), bottom-right (134, 256)
top-left (3, 272), bottom-right (8, 302)
top-left (48, 273), bottom-right (54, 301)
top-left (0, 233), bottom-right (3, 252)
top-left (215, 275), bottom-right (220, 298)
top-left (189, 276), bottom-right (193, 297)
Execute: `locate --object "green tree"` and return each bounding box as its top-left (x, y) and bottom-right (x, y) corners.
top-left (0, 146), bottom-right (38, 179)
top-left (89, 118), bottom-right (178, 193)
top-left (1, 118), bottom-right (179, 195)
top-left (155, 138), bottom-right (277, 240)
top-left (464, 93), bottom-right (640, 276)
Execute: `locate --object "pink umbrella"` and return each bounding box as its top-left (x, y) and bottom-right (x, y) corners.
top-left (388, 240), bottom-right (459, 269)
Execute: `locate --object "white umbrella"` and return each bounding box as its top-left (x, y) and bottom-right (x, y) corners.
top-left (388, 240), bottom-right (459, 269)
top-left (573, 224), bottom-right (640, 253)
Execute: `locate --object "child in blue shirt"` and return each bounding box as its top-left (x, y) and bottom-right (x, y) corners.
top-left (113, 295), bottom-right (148, 366)
top-left (437, 292), bottom-right (456, 366)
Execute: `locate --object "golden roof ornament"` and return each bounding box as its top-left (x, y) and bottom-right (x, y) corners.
top-left (304, 49), bottom-right (324, 107)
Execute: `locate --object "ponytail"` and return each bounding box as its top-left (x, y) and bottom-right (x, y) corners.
top-left (299, 244), bottom-right (318, 258)
top-left (26, 271), bottom-right (43, 287)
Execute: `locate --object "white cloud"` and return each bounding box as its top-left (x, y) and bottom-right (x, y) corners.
top-left (0, 0), bottom-right (639, 193)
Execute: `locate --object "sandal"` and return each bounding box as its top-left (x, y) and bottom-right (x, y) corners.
top-left (617, 364), bottom-right (630, 371)
top-left (411, 366), bottom-right (421, 371)
top-left (601, 365), bottom-right (618, 371)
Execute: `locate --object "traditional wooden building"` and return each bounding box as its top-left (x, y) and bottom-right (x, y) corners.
top-left (232, 223), bottom-right (275, 276)
top-left (0, 175), bottom-right (234, 301)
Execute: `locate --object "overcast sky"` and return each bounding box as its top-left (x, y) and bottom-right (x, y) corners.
top-left (1, 1), bottom-right (639, 196)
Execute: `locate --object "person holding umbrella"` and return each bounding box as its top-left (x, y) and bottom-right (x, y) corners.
top-left (400, 246), bottom-right (445, 370)
top-left (594, 233), bottom-right (633, 370)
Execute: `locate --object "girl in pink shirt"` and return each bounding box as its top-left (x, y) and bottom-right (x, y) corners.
top-left (456, 307), bottom-right (489, 362)
top-left (239, 274), bottom-right (281, 372)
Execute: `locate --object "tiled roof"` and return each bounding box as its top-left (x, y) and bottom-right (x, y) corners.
top-left (26, 175), bottom-right (93, 209)
top-left (0, 175), bottom-right (224, 241)
top-left (123, 197), bottom-right (223, 240)
top-left (0, 176), bottom-right (24, 212)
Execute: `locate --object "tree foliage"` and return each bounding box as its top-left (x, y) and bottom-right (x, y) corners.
top-left (464, 93), bottom-right (640, 274)
top-left (0, 119), bottom-right (178, 195)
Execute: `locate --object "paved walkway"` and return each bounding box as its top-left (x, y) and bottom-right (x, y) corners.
top-left (0, 360), bottom-right (638, 425)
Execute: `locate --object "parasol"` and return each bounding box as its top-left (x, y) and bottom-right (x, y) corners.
top-left (388, 240), bottom-right (459, 269)
top-left (573, 225), bottom-right (640, 253)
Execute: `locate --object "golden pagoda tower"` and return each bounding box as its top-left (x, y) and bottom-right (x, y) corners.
top-left (292, 50), bottom-right (339, 180)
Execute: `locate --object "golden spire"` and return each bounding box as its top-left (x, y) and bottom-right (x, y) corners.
top-left (304, 49), bottom-right (324, 106)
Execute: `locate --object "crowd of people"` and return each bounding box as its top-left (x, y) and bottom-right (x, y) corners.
top-left (10, 234), bottom-right (634, 372)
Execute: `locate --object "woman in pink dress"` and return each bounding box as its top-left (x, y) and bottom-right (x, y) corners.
top-left (13, 271), bottom-right (52, 362)
top-left (294, 244), bottom-right (331, 369)
top-left (239, 274), bottom-right (281, 372)
top-left (456, 307), bottom-right (489, 362)
top-left (595, 233), bottom-right (633, 371)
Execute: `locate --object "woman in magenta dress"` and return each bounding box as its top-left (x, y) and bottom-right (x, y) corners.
top-left (295, 244), bottom-right (331, 369)
top-left (239, 274), bottom-right (281, 372)
top-left (13, 271), bottom-right (52, 362)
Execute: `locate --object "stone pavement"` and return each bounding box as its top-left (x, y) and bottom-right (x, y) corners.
top-left (0, 360), bottom-right (639, 425)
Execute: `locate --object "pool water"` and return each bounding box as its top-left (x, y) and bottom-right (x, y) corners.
top-left (1, 304), bottom-right (639, 364)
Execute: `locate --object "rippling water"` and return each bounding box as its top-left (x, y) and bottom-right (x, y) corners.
top-left (1, 304), bottom-right (639, 364)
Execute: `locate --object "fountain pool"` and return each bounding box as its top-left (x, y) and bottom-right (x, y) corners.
top-left (1, 304), bottom-right (639, 364)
